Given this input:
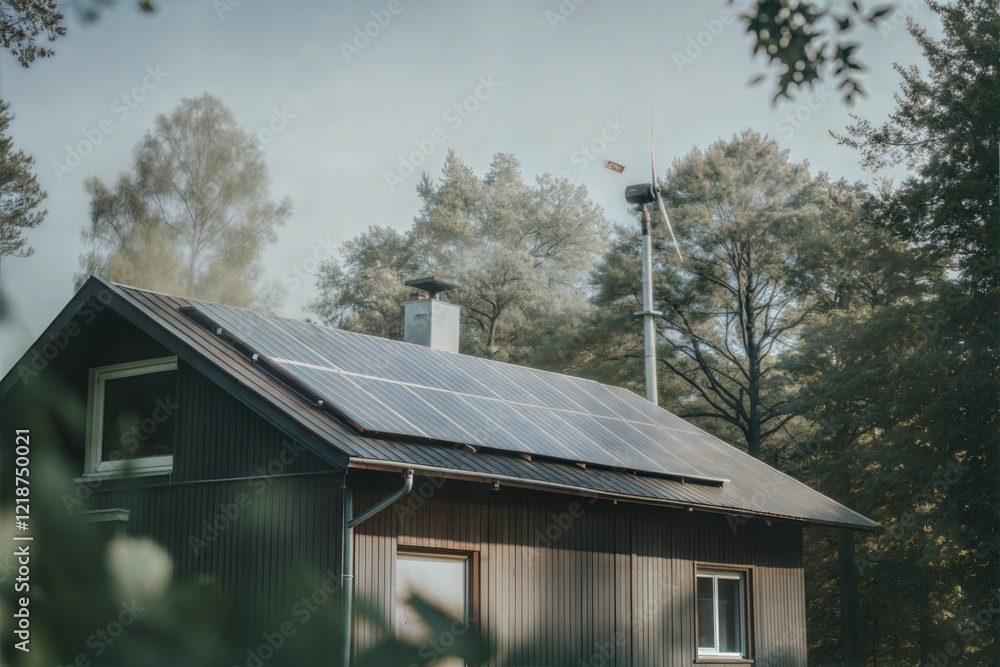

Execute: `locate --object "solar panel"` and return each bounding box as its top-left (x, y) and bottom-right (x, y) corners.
top-left (187, 302), bottom-right (730, 485)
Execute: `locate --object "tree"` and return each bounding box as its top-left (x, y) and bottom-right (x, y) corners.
top-left (313, 225), bottom-right (423, 341)
top-left (816, 1), bottom-right (1000, 663)
top-left (0, 0), bottom-right (64, 67)
top-left (77, 93), bottom-right (290, 309)
top-left (0, 100), bottom-right (46, 262)
top-left (0, 0), bottom-right (161, 68)
top-left (783, 184), bottom-right (941, 665)
top-left (583, 131), bottom-right (851, 459)
top-left (733, 0), bottom-right (893, 103)
top-left (312, 150), bottom-right (610, 363)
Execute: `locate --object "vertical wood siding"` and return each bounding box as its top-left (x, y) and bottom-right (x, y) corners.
top-left (173, 362), bottom-right (330, 481)
top-left (352, 472), bottom-right (808, 667)
top-left (81, 361), bottom-right (343, 632)
top-left (90, 475), bottom-right (343, 630)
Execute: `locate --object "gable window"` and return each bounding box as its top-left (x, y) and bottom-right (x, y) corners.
top-left (86, 357), bottom-right (178, 477)
top-left (697, 568), bottom-right (748, 659)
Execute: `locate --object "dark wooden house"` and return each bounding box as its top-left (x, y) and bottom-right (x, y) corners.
top-left (0, 277), bottom-right (877, 666)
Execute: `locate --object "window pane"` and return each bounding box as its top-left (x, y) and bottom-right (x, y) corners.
top-left (102, 370), bottom-right (177, 460)
top-left (396, 553), bottom-right (468, 667)
top-left (697, 576), bottom-right (716, 649)
top-left (717, 577), bottom-right (742, 654)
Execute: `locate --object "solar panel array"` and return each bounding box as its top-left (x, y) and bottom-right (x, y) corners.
top-left (189, 302), bottom-right (730, 485)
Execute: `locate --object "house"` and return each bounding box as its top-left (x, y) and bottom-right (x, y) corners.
top-left (0, 276), bottom-right (878, 666)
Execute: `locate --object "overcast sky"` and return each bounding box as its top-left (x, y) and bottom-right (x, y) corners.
top-left (0, 0), bottom-right (938, 376)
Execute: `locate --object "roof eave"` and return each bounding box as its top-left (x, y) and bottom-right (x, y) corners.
top-left (347, 457), bottom-right (882, 533)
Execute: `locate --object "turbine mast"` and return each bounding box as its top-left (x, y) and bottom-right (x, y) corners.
top-left (637, 204), bottom-right (661, 404)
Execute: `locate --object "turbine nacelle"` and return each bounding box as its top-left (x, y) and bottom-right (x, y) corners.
top-left (604, 112), bottom-right (683, 263)
top-left (624, 183), bottom-right (658, 206)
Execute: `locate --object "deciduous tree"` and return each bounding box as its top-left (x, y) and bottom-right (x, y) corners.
top-left (581, 131), bottom-right (849, 459)
top-left (813, 1), bottom-right (1000, 662)
top-left (313, 150), bottom-right (609, 363)
top-left (77, 93), bottom-right (290, 309)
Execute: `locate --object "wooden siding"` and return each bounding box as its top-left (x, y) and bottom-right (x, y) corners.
top-left (89, 474), bottom-right (343, 629)
top-left (78, 359), bottom-right (343, 628)
top-left (351, 471), bottom-right (807, 667)
top-left (2, 341), bottom-right (345, 631)
top-left (172, 362), bottom-right (331, 481)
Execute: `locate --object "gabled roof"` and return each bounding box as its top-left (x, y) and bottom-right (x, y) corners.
top-left (2, 277), bottom-right (879, 531)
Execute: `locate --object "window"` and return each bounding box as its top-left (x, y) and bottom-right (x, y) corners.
top-left (396, 551), bottom-right (473, 667)
top-left (697, 568), bottom-right (748, 658)
top-left (86, 357), bottom-right (178, 477)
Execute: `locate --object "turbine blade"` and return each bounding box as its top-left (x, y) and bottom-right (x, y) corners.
top-left (652, 109), bottom-right (682, 262)
top-left (651, 109), bottom-right (657, 190)
top-left (657, 192), bottom-right (684, 263)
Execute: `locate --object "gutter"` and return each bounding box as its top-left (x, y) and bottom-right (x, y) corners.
top-left (347, 458), bottom-right (880, 533)
top-left (340, 469), bottom-right (414, 667)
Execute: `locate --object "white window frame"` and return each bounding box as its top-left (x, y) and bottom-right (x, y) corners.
top-left (85, 357), bottom-right (177, 478)
top-left (696, 568), bottom-right (748, 659)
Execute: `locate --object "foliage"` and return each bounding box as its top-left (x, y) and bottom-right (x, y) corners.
top-left (784, 189), bottom-right (941, 664)
top-left (0, 99), bottom-right (46, 262)
top-left (575, 131), bottom-right (856, 459)
top-left (0, 0), bottom-right (65, 66)
top-left (0, 0), bottom-right (159, 68)
top-left (313, 150), bottom-right (610, 363)
top-left (800, 1), bottom-right (1000, 663)
top-left (76, 93), bottom-right (290, 310)
top-left (734, 0), bottom-right (893, 103)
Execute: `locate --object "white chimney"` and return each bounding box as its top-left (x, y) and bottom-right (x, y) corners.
top-left (403, 277), bottom-right (460, 353)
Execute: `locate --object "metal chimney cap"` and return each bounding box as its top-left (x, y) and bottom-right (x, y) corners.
top-left (404, 276), bottom-right (460, 300)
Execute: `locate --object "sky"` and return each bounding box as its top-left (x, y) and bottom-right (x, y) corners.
top-left (0, 0), bottom-right (938, 376)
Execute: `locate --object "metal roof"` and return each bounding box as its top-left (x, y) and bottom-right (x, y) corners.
top-left (5, 278), bottom-right (878, 531)
top-left (187, 300), bottom-right (733, 485)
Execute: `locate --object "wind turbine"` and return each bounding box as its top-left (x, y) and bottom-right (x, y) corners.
top-left (604, 116), bottom-right (682, 405)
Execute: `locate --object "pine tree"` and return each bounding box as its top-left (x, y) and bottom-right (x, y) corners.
top-left (0, 100), bottom-right (46, 263)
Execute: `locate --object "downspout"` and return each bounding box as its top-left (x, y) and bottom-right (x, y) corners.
top-left (341, 469), bottom-right (414, 667)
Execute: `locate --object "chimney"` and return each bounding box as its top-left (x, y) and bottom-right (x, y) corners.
top-left (403, 276), bottom-right (460, 353)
